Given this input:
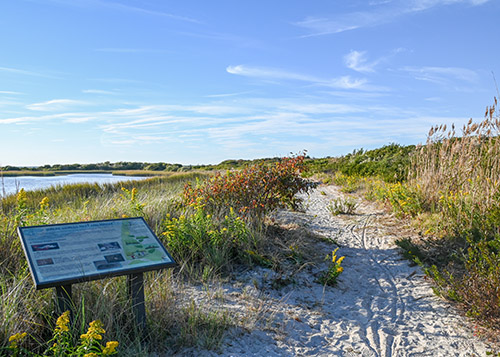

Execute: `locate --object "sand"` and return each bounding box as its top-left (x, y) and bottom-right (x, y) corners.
top-left (180, 185), bottom-right (493, 356)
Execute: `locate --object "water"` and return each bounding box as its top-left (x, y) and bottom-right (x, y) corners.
top-left (0, 173), bottom-right (148, 197)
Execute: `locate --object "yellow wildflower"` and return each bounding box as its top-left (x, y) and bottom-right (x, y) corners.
top-left (9, 332), bottom-right (27, 344)
top-left (55, 311), bottom-right (70, 333)
top-left (84, 353), bottom-right (98, 357)
top-left (102, 341), bottom-right (119, 355)
top-left (81, 320), bottom-right (105, 340)
top-left (40, 197), bottom-right (50, 210)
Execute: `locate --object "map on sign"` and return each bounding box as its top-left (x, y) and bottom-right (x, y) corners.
top-left (18, 217), bottom-right (175, 289)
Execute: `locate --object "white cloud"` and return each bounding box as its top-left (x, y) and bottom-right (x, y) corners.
top-left (27, 99), bottom-right (88, 111)
top-left (295, 0), bottom-right (491, 36)
top-left (82, 89), bottom-right (117, 95)
top-left (294, 16), bottom-right (363, 37)
top-left (402, 66), bottom-right (479, 85)
top-left (344, 51), bottom-right (378, 73)
top-left (0, 112), bottom-right (98, 125)
top-left (227, 65), bottom-right (316, 82)
top-left (227, 65), bottom-right (373, 90)
top-left (410, 0), bottom-right (490, 11)
top-left (46, 0), bottom-right (200, 23)
top-left (0, 66), bottom-right (49, 78)
top-left (94, 48), bottom-right (169, 54)
top-left (0, 90), bottom-right (22, 95)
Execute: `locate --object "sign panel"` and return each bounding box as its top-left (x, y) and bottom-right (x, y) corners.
top-left (18, 217), bottom-right (176, 289)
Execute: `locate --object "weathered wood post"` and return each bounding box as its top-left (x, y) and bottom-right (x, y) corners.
top-left (127, 272), bottom-right (147, 331)
top-left (55, 283), bottom-right (73, 316)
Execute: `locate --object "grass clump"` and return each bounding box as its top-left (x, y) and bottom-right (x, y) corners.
top-left (327, 197), bottom-right (358, 216)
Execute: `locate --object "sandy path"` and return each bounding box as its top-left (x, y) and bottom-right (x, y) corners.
top-left (200, 185), bottom-right (492, 356)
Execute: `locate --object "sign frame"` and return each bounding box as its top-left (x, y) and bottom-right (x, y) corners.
top-left (17, 217), bottom-right (176, 290)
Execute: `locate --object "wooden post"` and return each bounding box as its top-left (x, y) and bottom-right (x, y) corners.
top-left (55, 284), bottom-right (73, 317)
top-left (127, 272), bottom-right (146, 332)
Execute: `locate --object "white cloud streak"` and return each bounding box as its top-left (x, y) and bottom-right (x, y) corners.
top-left (402, 66), bottom-right (479, 85)
top-left (226, 65), bottom-right (375, 90)
top-left (45, 0), bottom-right (200, 23)
top-left (0, 66), bottom-right (51, 78)
top-left (27, 99), bottom-right (88, 111)
top-left (295, 0), bottom-right (491, 36)
top-left (82, 89), bottom-right (118, 95)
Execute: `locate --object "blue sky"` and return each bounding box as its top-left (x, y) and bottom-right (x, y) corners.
top-left (0, 0), bottom-right (498, 166)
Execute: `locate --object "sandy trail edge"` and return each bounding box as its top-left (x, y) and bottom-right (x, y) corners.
top-left (185, 185), bottom-right (492, 356)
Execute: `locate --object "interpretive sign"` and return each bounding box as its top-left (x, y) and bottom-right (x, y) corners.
top-left (17, 217), bottom-right (176, 290)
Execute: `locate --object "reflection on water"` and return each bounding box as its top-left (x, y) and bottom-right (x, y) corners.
top-left (0, 173), bottom-right (148, 198)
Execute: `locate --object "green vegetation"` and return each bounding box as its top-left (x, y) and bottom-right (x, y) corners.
top-left (182, 153), bottom-right (315, 221)
top-left (317, 248), bottom-right (345, 287)
top-left (1, 157), bottom-right (291, 177)
top-left (4, 96), bottom-right (500, 350)
top-left (320, 97), bottom-right (500, 332)
top-left (327, 197), bottom-right (358, 216)
top-left (305, 143), bottom-right (415, 182)
top-left (0, 156), bottom-right (318, 355)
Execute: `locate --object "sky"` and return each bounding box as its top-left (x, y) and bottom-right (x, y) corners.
top-left (0, 0), bottom-right (499, 166)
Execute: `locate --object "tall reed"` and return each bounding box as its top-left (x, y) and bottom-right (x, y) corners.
top-left (409, 97), bottom-right (500, 237)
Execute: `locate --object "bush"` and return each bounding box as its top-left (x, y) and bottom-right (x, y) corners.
top-left (182, 153), bottom-right (316, 222)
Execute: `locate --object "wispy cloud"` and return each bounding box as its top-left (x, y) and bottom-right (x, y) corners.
top-left (344, 51), bottom-right (378, 73)
top-left (0, 112), bottom-right (94, 125)
top-left (99, 1), bottom-right (201, 23)
top-left (0, 66), bottom-right (52, 78)
top-left (44, 0), bottom-right (200, 23)
top-left (94, 48), bottom-right (170, 54)
top-left (27, 99), bottom-right (88, 111)
top-left (410, 0), bottom-right (490, 11)
top-left (204, 90), bottom-right (256, 98)
top-left (82, 89), bottom-right (118, 95)
top-left (226, 65), bottom-right (375, 90)
top-left (0, 90), bottom-right (23, 95)
top-left (295, 0), bottom-right (491, 36)
top-left (402, 66), bottom-right (479, 85)
top-left (1, 95), bottom-right (480, 161)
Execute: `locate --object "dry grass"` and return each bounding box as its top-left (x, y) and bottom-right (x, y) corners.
top-left (409, 98), bottom-right (500, 236)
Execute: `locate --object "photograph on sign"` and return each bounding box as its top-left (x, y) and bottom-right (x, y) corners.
top-left (18, 217), bottom-right (175, 289)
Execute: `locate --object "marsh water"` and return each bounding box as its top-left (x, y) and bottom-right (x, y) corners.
top-left (0, 173), bottom-right (148, 197)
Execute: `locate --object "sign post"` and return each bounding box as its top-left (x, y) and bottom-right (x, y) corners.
top-left (55, 284), bottom-right (73, 316)
top-left (17, 217), bottom-right (176, 331)
top-left (128, 272), bottom-right (146, 331)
